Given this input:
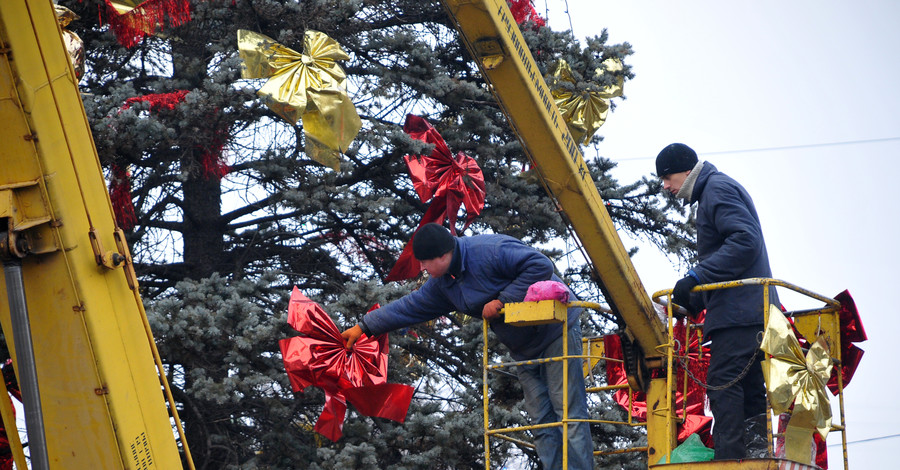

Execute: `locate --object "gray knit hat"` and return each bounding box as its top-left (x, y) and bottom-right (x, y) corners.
top-left (655, 143), bottom-right (698, 176)
top-left (413, 223), bottom-right (456, 260)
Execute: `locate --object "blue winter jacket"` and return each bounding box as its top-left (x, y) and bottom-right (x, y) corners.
top-left (689, 162), bottom-right (778, 335)
top-left (362, 234), bottom-right (576, 360)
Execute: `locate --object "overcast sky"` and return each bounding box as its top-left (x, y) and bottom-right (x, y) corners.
top-left (539, 1), bottom-right (899, 467)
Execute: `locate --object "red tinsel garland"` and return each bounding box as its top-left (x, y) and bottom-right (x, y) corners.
top-left (122, 89), bottom-right (189, 112)
top-left (199, 129), bottom-right (231, 180)
top-left (102, 0), bottom-right (192, 48)
top-left (509, 0), bottom-right (546, 29)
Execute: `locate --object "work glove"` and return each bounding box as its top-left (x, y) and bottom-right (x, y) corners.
top-left (341, 324), bottom-right (364, 350)
top-left (482, 299), bottom-right (504, 322)
top-left (672, 275), bottom-right (700, 316)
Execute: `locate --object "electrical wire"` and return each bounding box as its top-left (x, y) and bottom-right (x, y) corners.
top-left (828, 433), bottom-right (900, 447)
top-left (615, 136), bottom-right (900, 162)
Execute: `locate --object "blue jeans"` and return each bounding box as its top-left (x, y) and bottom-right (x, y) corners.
top-left (516, 319), bottom-right (593, 470)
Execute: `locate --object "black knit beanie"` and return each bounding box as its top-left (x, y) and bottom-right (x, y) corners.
top-left (413, 223), bottom-right (456, 260)
top-left (655, 143), bottom-right (698, 176)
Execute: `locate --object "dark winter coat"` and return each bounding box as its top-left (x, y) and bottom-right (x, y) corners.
top-left (689, 162), bottom-right (778, 335)
top-left (363, 234), bottom-right (575, 360)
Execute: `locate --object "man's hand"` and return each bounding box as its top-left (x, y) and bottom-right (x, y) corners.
top-left (341, 324), bottom-right (364, 350)
top-left (672, 275), bottom-right (699, 315)
top-left (482, 299), bottom-right (504, 322)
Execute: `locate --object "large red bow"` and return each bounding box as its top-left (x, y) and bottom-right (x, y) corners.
top-left (279, 287), bottom-right (414, 441)
top-left (385, 115), bottom-right (486, 282)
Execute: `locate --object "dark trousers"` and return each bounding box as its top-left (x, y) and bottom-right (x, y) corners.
top-left (707, 326), bottom-right (767, 460)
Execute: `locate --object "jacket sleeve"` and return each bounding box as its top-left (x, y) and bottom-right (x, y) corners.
top-left (692, 182), bottom-right (764, 283)
top-left (494, 238), bottom-right (555, 304)
top-left (361, 280), bottom-right (454, 336)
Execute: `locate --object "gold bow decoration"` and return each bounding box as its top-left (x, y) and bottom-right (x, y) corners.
top-left (238, 30), bottom-right (362, 171)
top-left (55, 5), bottom-right (84, 80)
top-left (551, 58), bottom-right (624, 146)
top-left (760, 306), bottom-right (833, 464)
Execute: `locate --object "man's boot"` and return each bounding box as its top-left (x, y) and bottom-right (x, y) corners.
top-left (743, 413), bottom-right (770, 458)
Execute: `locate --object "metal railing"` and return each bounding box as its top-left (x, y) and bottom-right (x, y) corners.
top-left (481, 301), bottom-right (648, 469)
top-left (652, 278), bottom-right (849, 469)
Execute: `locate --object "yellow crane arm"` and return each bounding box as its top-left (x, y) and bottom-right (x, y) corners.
top-left (438, 0), bottom-right (667, 356)
top-left (0, 0), bottom-right (187, 467)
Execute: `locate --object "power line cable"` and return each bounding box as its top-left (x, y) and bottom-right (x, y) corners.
top-left (615, 136), bottom-right (900, 162)
top-left (827, 433), bottom-right (900, 448)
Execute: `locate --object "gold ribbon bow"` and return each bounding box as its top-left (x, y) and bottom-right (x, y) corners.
top-left (55, 5), bottom-right (84, 80)
top-left (760, 306), bottom-right (833, 463)
top-left (238, 30), bottom-right (361, 171)
top-left (551, 58), bottom-right (624, 146)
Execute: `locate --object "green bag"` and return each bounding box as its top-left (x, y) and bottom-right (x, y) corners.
top-left (659, 433), bottom-right (714, 464)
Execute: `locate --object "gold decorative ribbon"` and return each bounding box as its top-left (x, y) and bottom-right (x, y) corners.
top-left (551, 58), bottom-right (624, 145)
top-left (55, 5), bottom-right (84, 80)
top-left (760, 306), bottom-right (833, 463)
top-left (238, 30), bottom-right (361, 171)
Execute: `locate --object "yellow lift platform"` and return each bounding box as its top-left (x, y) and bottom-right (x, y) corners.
top-left (481, 278), bottom-right (850, 469)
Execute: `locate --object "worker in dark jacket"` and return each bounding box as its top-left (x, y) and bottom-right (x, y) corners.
top-left (656, 143), bottom-right (777, 460)
top-left (341, 223), bottom-right (593, 470)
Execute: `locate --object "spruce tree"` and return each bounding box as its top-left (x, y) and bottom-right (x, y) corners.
top-left (64, 1), bottom-right (693, 468)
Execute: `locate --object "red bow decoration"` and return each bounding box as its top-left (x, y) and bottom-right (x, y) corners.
top-left (827, 290), bottom-right (866, 394)
top-left (385, 115), bottom-right (486, 282)
top-left (279, 287), bottom-right (414, 441)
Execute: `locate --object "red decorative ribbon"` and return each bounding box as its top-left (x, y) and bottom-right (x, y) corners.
top-left (385, 115), bottom-right (486, 282)
top-left (605, 313), bottom-right (713, 445)
top-left (827, 290), bottom-right (865, 394)
top-left (109, 163), bottom-right (138, 230)
top-left (279, 287), bottom-right (414, 441)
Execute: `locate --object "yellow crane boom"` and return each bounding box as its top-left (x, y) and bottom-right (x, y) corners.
top-left (439, 0), bottom-right (667, 354)
top-left (0, 0), bottom-right (189, 467)
top-left (438, 0), bottom-right (676, 459)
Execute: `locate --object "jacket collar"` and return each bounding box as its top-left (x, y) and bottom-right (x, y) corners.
top-left (676, 160), bottom-right (705, 202)
top-left (690, 161), bottom-right (718, 204)
top-left (447, 241), bottom-right (463, 279)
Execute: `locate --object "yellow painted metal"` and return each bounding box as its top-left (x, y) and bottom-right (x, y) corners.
top-left (504, 299), bottom-right (567, 325)
top-left (792, 310), bottom-right (841, 362)
top-left (583, 336), bottom-right (605, 376)
top-left (483, 302), bottom-right (653, 467)
top-left (562, 311), bottom-right (569, 468)
top-left (0, 0), bottom-right (187, 468)
top-left (646, 376), bottom-right (676, 465)
top-left (439, 0), bottom-right (667, 358)
top-left (651, 460), bottom-right (820, 470)
top-left (482, 317), bottom-right (491, 470)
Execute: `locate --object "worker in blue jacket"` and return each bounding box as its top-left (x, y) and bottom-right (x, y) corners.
top-left (341, 223), bottom-right (593, 470)
top-left (657, 143), bottom-right (777, 460)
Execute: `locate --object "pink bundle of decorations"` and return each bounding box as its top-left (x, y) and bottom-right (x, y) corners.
top-left (524, 280), bottom-right (570, 303)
